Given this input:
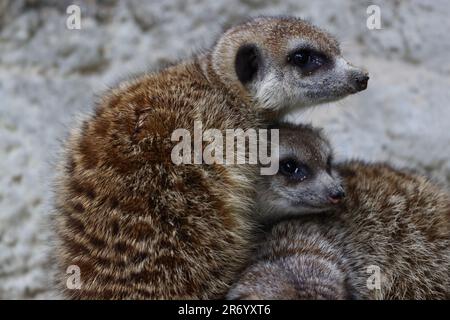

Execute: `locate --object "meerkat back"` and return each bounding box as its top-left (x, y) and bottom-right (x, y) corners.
top-left (54, 68), bottom-right (258, 299)
top-left (336, 161), bottom-right (450, 299)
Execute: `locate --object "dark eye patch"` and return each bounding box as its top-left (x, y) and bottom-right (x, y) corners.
top-left (235, 44), bottom-right (260, 84)
top-left (287, 48), bottom-right (330, 75)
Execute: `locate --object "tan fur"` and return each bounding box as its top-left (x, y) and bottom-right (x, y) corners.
top-left (53, 17), bottom-right (365, 299)
top-left (229, 134), bottom-right (450, 300)
top-left (335, 162), bottom-right (449, 299)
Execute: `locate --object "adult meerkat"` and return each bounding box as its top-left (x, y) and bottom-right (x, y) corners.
top-left (54, 16), bottom-right (368, 299)
top-left (228, 123), bottom-right (450, 300)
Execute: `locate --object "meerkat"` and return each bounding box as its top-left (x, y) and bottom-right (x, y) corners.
top-left (228, 123), bottom-right (450, 300)
top-left (53, 16), bottom-right (368, 299)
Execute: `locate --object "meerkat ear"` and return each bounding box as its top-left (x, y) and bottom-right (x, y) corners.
top-left (235, 44), bottom-right (260, 84)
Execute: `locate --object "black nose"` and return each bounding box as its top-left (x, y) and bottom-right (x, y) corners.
top-left (328, 189), bottom-right (346, 204)
top-left (354, 73), bottom-right (369, 92)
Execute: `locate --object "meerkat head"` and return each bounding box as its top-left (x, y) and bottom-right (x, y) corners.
top-left (256, 123), bottom-right (345, 222)
top-left (211, 16), bottom-right (368, 114)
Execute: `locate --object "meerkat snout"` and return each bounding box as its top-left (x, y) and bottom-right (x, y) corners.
top-left (328, 186), bottom-right (345, 204)
top-left (210, 16), bottom-right (369, 115)
top-left (352, 72), bottom-right (369, 92)
top-left (347, 67), bottom-right (369, 93)
top-left (256, 123), bottom-right (343, 222)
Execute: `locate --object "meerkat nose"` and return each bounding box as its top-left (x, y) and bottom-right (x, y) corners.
top-left (328, 189), bottom-right (346, 204)
top-left (354, 73), bottom-right (369, 92)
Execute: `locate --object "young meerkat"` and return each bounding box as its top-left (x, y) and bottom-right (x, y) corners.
top-left (228, 123), bottom-right (450, 300)
top-left (54, 16), bottom-right (368, 299)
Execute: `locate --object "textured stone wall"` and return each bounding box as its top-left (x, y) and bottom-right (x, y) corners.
top-left (1, 0), bottom-right (449, 299)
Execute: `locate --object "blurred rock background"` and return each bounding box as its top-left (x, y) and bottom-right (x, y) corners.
top-left (0, 0), bottom-right (449, 299)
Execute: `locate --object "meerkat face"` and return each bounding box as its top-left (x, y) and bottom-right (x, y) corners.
top-left (256, 124), bottom-right (345, 221)
top-left (212, 17), bottom-right (368, 113)
top-left (251, 45), bottom-right (369, 112)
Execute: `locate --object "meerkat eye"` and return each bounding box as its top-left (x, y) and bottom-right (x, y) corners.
top-left (279, 159), bottom-right (310, 181)
top-left (290, 51), bottom-right (310, 65)
top-left (288, 49), bottom-right (327, 74)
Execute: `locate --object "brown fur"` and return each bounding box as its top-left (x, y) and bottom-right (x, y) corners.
top-left (228, 134), bottom-right (450, 300)
top-left (53, 17), bottom-right (365, 299)
top-left (54, 59), bottom-right (259, 299)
